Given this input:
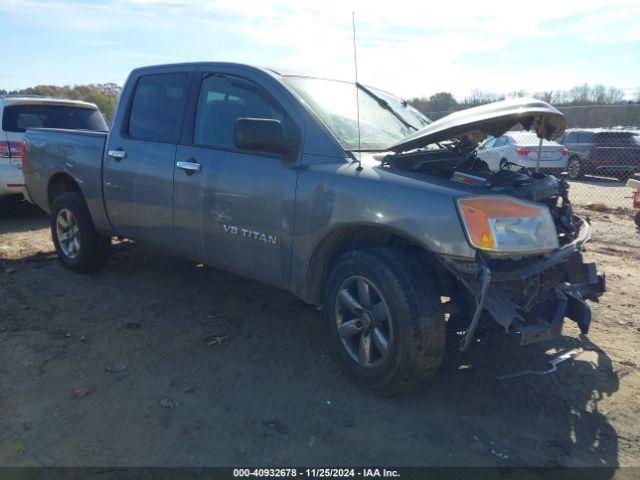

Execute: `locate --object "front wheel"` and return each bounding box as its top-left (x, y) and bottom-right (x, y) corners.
top-left (324, 247), bottom-right (446, 395)
top-left (567, 156), bottom-right (583, 180)
top-left (50, 192), bottom-right (111, 273)
top-left (635, 211), bottom-right (640, 229)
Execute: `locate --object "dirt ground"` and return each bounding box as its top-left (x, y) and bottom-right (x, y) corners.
top-left (1, 195), bottom-right (639, 473)
top-left (568, 178), bottom-right (632, 209)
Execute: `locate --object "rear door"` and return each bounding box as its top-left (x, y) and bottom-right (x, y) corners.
top-left (594, 132), bottom-right (640, 171)
top-left (103, 68), bottom-right (193, 249)
top-left (173, 68), bottom-right (302, 287)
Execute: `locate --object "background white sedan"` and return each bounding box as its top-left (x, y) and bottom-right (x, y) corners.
top-left (476, 131), bottom-right (568, 174)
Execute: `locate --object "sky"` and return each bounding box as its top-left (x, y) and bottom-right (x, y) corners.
top-left (1, 0), bottom-right (639, 100)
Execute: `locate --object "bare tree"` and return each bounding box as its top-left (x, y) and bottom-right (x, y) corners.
top-left (507, 90), bottom-right (529, 98)
top-left (463, 89), bottom-right (504, 107)
top-left (568, 84), bottom-right (591, 105)
top-left (605, 86), bottom-right (624, 104)
top-left (534, 91), bottom-right (554, 103)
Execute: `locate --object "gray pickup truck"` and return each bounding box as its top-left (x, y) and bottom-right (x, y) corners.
top-left (23, 62), bottom-right (605, 394)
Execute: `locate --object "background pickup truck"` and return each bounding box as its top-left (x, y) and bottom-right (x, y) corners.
top-left (23, 62), bottom-right (604, 395)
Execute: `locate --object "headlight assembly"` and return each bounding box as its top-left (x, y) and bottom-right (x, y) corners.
top-left (456, 196), bottom-right (559, 254)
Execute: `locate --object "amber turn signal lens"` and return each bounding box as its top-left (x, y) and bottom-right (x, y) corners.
top-left (456, 196), bottom-right (558, 253)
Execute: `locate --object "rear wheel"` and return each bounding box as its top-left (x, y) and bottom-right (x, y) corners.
top-left (635, 212), bottom-right (640, 229)
top-left (567, 156), bottom-right (583, 179)
top-left (324, 247), bottom-right (446, 395)
top-left (50, 192), bottom-right (111, 273)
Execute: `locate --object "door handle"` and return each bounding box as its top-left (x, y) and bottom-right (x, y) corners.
top-left (107, 149), bottom-right (127, 161)
top-left (176, 160), bottom-right (202, 173)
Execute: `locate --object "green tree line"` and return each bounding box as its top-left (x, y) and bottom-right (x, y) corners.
top-left (0, 83), bottom-right (121, 122)
top-left (2, 82), bottom-right (638, 129)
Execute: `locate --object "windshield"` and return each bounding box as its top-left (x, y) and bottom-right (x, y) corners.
top-left (284, 76), bottom-right (431, 151)
top-left (366, 86), bottom-right (431, 130)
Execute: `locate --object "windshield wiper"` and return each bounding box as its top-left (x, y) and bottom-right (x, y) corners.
top-left (358, 83), bottom-right (419, 133)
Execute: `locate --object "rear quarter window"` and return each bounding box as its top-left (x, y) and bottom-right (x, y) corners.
top-left (1, 104), bottom-right (107, 132)
top-left (595, 132), bottom-right (639, 146)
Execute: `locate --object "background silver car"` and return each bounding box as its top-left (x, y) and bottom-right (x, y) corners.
top-left (476, 131), bottom-right (568, 173)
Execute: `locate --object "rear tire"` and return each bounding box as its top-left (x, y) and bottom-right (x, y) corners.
top-left (324, 247), bottom-right (446, 396)
top-left (50, 192), bottom-right (111, 273)
top-left (567, 156), bottom-right (583, 180)
top-left (635, 212), bottom-right (640, 229)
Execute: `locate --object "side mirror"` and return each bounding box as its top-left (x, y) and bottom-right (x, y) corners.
top-left (234, 118), bottom-right (296, 156)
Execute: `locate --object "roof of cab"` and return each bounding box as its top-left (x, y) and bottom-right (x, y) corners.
top-left (0, 97), bottom-right (98, 109)
top-left (131, 61), bottom-right (280, 74)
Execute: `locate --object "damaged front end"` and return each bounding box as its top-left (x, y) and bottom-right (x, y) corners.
top-left (440, 212), bottom-right (605, 351)
top-left (383, 97), bottom-right (605, 349)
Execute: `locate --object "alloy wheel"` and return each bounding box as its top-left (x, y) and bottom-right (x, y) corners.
top-left (334, 275), bottom-right (393, 368)
top-left (56, 208), bottom-right (80, 259)
top-left (568, 158), bottom-right (581, 179)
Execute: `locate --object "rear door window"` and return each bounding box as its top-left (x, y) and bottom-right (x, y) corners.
top-left (127, 73), bottom-right (189, 143)
top-left (2, 105), bottom-right (107, 132)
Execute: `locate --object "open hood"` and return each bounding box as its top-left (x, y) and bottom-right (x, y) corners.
top-left (388, 97), bottom-right (566, 153)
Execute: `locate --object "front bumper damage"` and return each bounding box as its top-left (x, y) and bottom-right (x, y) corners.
top-left (439, 216), bottom-right (606, 351)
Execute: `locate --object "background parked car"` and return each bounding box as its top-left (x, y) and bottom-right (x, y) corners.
top-left (1, 97), bottom-right (107, 198)
top-left (475, 131), bottom-right (568, 174)
top-left (557, 128), bottom-right (640, 181)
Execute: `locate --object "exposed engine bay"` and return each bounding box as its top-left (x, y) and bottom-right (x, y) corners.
top-left (385, 144), bottom-right (578, 245)
top-left (384, 144), bottom-right (606, 350)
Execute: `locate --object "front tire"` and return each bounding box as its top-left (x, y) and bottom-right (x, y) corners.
top-left (324, 247), bottom-right (446, 395)
top-left (50, 192), bottom-right (111, 273)
top-left (567, 156), bottom-right (583, 180)
top-left (635, 211), bottom-right (640, 229)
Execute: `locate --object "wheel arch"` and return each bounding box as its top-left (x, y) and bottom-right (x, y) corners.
top-left (304, 223), bottom-right (437, 305)
top-left (47, 172), bottom-right (82, 207)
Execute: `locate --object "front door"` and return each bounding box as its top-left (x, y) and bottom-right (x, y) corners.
top-left (486, 135), bottom-right (509, 170)
top-left (103, 70), bottom-right (192, 249)
top-left (173, 70), bottom-right (302, 287)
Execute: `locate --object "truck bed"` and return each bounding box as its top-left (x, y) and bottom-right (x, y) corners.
top-left (23, 128), bottom-right (111, 234)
